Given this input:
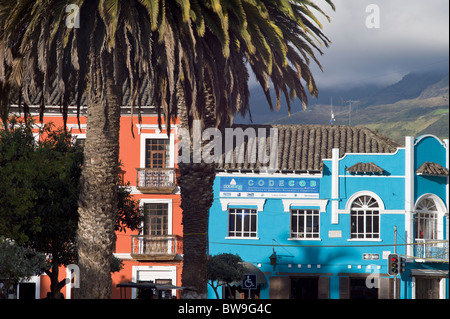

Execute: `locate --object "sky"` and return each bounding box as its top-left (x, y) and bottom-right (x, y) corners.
top-left (251, 0), bottom-right (449, 90)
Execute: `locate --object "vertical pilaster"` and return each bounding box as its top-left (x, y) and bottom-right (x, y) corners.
top-left (404, 136), bottom-right (414, 258)
top-left (331, 148), bottom-right (339, 224)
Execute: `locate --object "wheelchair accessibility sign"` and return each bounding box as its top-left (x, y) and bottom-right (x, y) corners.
top-left (243, 274), bottom-right (257, 290)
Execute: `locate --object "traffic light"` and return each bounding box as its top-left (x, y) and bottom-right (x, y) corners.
top-left (400, 257), bottom-right (406, 273)
top-left (388, 253), bottom-right (399, 275)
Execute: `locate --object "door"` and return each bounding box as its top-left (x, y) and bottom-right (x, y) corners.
top-left (416, 277), bottom-right (440, 299)
top-left (18, 283), bottom-right (36, 299)
top-left (143, 203), bottom-right (169, 254)
top-left (145, 139), bottom-right (169, 168)
top-left (269, 277), bottom-right (290, 299)
top-left (290, 277), bottom-right (319, 299)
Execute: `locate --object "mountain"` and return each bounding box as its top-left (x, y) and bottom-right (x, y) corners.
top-left (235, 69), bottom-right (449, 143)
top-left (357, 70), bottom-right (448, 107)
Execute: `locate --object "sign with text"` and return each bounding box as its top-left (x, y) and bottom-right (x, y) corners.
top-left (220, 176), bottom-right (320, 198)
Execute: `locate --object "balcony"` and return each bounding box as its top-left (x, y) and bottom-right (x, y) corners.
top-left (131, 235), bottom-right (183, 261)
top-left (136, 168), bottom-right (177, 194)
top-left (415, 239), bottom-right (449, 262)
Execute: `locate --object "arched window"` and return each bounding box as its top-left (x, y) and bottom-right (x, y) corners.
top-left (350, 195), bottom-right (380, 239)
top-left (415, 198), bottom-right (438, 241)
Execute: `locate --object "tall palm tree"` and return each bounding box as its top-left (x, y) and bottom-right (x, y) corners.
top-left (1, 0), bottom-right (334, 298)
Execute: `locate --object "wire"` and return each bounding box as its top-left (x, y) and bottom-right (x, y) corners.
top-left (209, 240), bottom-right (449, 249)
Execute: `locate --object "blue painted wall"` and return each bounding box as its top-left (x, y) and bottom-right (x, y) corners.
top-left (208, 135), bottom-right (448, 299)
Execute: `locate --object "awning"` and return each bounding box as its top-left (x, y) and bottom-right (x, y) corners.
top-left (117, 281), bottom-right (191, 299)
top-left (410, 269), bottom-right (449, 278)
top-left (346, 162), bottom-right (385, 174)
top-left (117, 281), bottom-right (187, 290)
top-left (231, 262), bottom-right (267, 287)
top-left (416, 162), bottom-right (449, 176)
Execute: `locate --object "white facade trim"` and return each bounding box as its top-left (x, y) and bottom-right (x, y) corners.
top-left (331, 148), bottom-right (340, 224)
top-left (322, 147), bottom-right (403, 161)
top-left (281, 199), bottom-right (328, 212)
top-left (219, 198), bottom-right (266, 212)
top-left (404, 136), bottom-right (415, 257)
top-left (139, 132), bottom-right (175, 168)
top-left (414, 134), bottom-right (447, 147)
top-left (344, 190), bottom-right (386, 212)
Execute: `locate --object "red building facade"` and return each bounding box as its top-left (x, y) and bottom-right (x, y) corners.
top-left (13, 106), bottom-right (183, 299)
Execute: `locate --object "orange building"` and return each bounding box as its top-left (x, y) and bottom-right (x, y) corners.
top-left (11, 105), bottom-right (183, 299)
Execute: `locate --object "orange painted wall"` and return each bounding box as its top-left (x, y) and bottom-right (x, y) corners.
top-left (23, 112), bottom-right (183, 299)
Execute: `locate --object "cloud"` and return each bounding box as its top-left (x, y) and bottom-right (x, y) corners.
top-left (306, 0), bottom-right (450, 88)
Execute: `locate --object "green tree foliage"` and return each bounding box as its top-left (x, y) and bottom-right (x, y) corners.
top-left (1, 0), bottom-right (334, 298)
top-left (207, 253), bottom-right (246, 299)
top-left (0, 237), bottom-right (47, 299)
top-left (0, 118), bottom-right (141, 298)
top-left (0, 117), bottom-right (46, 244)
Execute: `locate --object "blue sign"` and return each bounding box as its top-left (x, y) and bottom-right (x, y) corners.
top-left (220, 176), bottom-right (319, 198)
top-left (243, 274), bottom-right (257, 290)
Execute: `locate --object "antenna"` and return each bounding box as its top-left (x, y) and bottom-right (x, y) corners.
top-left (344, 99), bottom-right (359, 126)
top-left (330, 96), bottom-right (335, 126)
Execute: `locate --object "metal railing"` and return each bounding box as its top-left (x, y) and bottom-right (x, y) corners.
top-left (131, 235), bottom-right (183, 260)
top-left (415, 239), bottom-right (449, 262)
top-left (136, 168), bottom-right (176, 193)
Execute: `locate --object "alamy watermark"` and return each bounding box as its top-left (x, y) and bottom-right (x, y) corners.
top-left (66, 264), bottom-right (80, 289)
top-left (64, 3), bottom-right (381, 30)
top-left (65, 4), bottom-right (80, 29)
top-left (366, 4), bottom-right (380, 29)
top-left (365, 264), bottom-right (380, 289)
top-left (177, 120), bottom-right (279, 170)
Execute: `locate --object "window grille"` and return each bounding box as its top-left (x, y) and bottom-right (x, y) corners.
top-left (228, 208), bottom-right (258, 238)
top-left (290, 209), bottom-right (320, 239)
top-left (350, 195), bottom-right (380, 239)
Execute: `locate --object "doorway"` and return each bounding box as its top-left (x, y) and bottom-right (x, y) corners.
top-left (290, 277), bottom-right (319, 299)
top-left (349, 278), bottom-right (378, 299)
top-left (415, 277), bottom-right (440, 299)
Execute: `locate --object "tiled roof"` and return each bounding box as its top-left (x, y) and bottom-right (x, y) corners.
top-left (346, 162), bottom-right (385, 174)
top-left (416, 162), bottom-right (449, 176)
top-left (216, 124), bottom-right (402, 172)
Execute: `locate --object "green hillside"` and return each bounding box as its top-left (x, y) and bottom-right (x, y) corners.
top-left (271, 71), bottom-right (449, 144)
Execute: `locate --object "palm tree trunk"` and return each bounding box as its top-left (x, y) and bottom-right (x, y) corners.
top-left (178, 87), bottom-right (217, 298)
top-left (178, 162), bottom-right (215, 298)
top-left (75, 51), bottom-right (121, 299)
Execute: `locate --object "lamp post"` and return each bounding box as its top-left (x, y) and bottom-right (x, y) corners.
top-left (269, 250), bottom-right (277, 270)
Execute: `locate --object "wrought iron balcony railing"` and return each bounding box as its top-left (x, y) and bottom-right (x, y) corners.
top-left (131, 235), bottom-right (183, 261)
top-left (415, 239), bottom-right (449, 262)
top-left (136, 168), bottom-right (176, 194)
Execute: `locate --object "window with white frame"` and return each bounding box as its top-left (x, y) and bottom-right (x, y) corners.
top-left (350, 195), bottom-right (380, 239)
top-left (415, 198), bottom-right (438, 241)
top-left (143, 203), bottom-right (168, 236)
top-left (228, 208), bottom-right (257, 238)
top-left (145, 139), bottom-right (170, 168)
top-left (290, 209), bottom-right (320, 239)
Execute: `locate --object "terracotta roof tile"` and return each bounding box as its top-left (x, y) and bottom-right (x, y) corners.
top-left (216, 124), bottom-right (401, 172)
top-left (416, 162), bottom-right (449, 176)
top-left (346, 162), bottom-right (385, 174)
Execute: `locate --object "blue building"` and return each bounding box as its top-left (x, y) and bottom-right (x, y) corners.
top-left (208, 125), bottom-right (448, 299)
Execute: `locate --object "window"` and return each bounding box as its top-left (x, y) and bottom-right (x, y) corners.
top-left (74, 137), bottom-right (85, 148)
top-left (143, 203), bottom-right (168, 236)
top-left (290, 209), bottom-right (320, 239)
top-left (415, 198), bottom-right (438, 240)
top-left (145, 139), bottom-right (170, 168)
top-left (228, 208), bottom-right (257, 238)
top-left (350, 195), bottom-right (380, 239)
